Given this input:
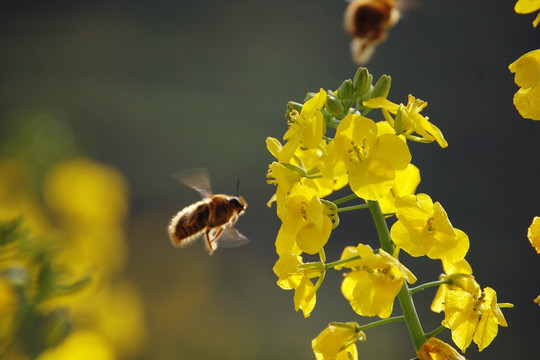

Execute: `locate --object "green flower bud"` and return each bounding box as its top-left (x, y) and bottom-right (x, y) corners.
top-left (371, 74), bottom-right (391, 99)
top-left (325, 95), bottom-right (344, 115)
top-left (353, 67), bottom-right (373, 97)
top-left (337, 79), bottom-right (355, 101)
top-left (394, 105), bottom-right (405, 134)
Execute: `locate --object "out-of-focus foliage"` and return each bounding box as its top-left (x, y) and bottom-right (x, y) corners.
top-left (0, 116), bottom-right (146, 359)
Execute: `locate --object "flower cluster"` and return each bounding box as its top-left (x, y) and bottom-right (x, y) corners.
top-left (0, 155), bottom-right (146, 360)
top-left (267, 68), bottom-right (511, 359)
top-left (510, 1), bottom-right (540, 120)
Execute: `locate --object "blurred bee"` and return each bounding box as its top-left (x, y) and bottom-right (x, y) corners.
top-left (344, 0), bottom-right (405, 64)
top-left (168, 168), bottom-right (248, 255)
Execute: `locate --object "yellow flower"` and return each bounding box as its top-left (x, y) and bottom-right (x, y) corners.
top-left (378, 163), bottom-right (421, 215)
top-left (36, 330), bottom-right (115, 360)
top-left (281, 89), bottom-right (327, 161)
top-left (443, 286), bottom-right (511, 352)
top-left (417, 337), bottom-right (466, 360)
top-left (276, 180), bottom-right (332, 255)
top-left (339, 244), bottom-right (416, 318)
top-left (527, 216), bottom-right (540, 253)
top-left (333, 114), bottom-right (411, 200)
top-left (390, 194), bottom-right (469, 264)
top-left (431, 259), bottom-right (476, 313)
top-left (514, 0), bottom-right (540, 27)
top-left (312, 322), bottom-right (364, 360)
top-left (509, 49), bottom-right (540, 120)
top-left (272, 253), bottom-right (323, 317)
top-left (364, 95), bottom-right (448, 148)
top-left (0, 278), bottom-right (17, 340)
top-left (44, 157), bottom-right (128, 226)
top-left (42, 158), bottom-right (130, 293)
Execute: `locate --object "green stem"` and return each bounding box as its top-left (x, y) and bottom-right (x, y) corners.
top-left (356, 315), bottom-right (405, 332)
top-left (410, 280), bottom-right (449, 294)
top-left (332, 194), bottom-right (358, 205)
top-left (367, 200), bottom-right (426, 351)
top-left (337, 204), bottom-right (370, 213)
top-left (423, 325), bottom-right (446, 339)
top-left (324, 255), bottom-right (361, 270)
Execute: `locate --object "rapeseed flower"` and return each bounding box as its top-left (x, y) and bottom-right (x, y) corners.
top-left (275, 180), bottom-right (332, 255)
top-left (390, 194), bottom-right (469, 264)
top-left (332, 114), bottom-right (411, 200)
top-left (443, 286), bottom-right (510, 352)
top-left (514, 0), bottom-right (540, 27)
top-left (338, 244), bottom-right (416, 318)
top-left (273, 253), bottom-right (322, 317)
top-left (312, 322), bottom-right (364, 360)
top-left (417, 337), bottom-right (466, 360)
top-left (509, 49), bottom-right (540, 120)
top-left (280, 89), bottom-right (327, 161)
top-left (527, 216), bottom-right (540, 253)
top-left (378, 163), bottom-right (420, 215)
top-left (431, 259), bottom-right (476, 313)
top-left (364, 95), bottom-right (448, 148)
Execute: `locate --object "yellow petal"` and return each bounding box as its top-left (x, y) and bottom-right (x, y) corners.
top-left (527, 216), bottom-right (540, 253)
top-left (514, 0), bottom-right (540, 14)
top-left (348, 157), bottom-right (395, 200)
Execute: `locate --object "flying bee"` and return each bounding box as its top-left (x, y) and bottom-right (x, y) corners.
top-left (344, 0), bottom-right (407, 64)
top-left (167, 168), bottom-right (248, 255)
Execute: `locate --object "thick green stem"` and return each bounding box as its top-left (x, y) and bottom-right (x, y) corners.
top-left (367, 200), bottom-right (426, 351)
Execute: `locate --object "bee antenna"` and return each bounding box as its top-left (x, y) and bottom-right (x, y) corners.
top-left (236, 178), bottom-right (248, 197)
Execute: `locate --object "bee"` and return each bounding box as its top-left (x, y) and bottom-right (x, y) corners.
top-left (344, 0), bottom-right (403, 64)
top-left (167, 168), bottom-right (248, 255)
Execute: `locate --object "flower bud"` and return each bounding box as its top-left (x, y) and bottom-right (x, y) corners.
top-left (372, 74), bottom-right (391, 99)
top-left (337, 79), bottom-right (355, 101)
top-left (325, 94), bottom-right (344, 115)
top-left (353, 67), bottom-right (373, 97)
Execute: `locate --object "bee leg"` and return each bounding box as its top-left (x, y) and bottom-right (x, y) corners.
top-left (205, 227), bottom-right (224, 255)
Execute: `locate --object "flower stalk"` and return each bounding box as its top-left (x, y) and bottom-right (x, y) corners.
top-left (368, 200), bottom-right (426, 351)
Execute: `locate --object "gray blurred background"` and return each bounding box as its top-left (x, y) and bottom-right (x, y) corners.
top-left (1, 0), bottom-right (539, 359)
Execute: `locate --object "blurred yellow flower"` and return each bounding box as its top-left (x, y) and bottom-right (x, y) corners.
top-left (509, 49), bottom-right (540, 120)
top-left (0, 154), bottom-right (146, 359)
top-left (312, 322), bottom-right (363, 360)
top-left (390, 194), bottom-right (469, 264)
top-left (527, 216), bottom-right (540, 253)
top-left (44, 158), bottom-right (128, 226)
top-left (514, 0), bottom-right (540, 27)
top-left (417, 337), bottom-right (466, 360)
top-left (0, 278), bottom-right (17, 340)
top-left (36, 330), bottom-right (115, 360)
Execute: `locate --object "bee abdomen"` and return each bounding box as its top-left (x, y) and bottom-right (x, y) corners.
top-left (168, 201), bottom-right (210, 246)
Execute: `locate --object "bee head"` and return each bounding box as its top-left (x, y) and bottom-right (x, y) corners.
top-left (229, 196), bottom-right (247, 214)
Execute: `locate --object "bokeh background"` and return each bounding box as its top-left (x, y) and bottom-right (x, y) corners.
top-left (1, 0), bottom-right (539, 359)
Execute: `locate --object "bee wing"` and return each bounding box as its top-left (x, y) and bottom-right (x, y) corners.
top-left (214, 227), bottom-right (249, 249)
top-left (172, 167), bottom-right (213, 198)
